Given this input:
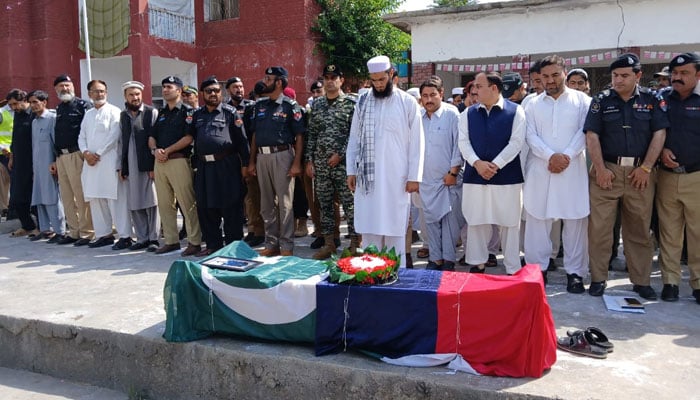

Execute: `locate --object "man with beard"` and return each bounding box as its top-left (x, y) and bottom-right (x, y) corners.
top-left (584, 53), bottom-right (668, 300)
top-left (78, 80), bottom-right (132, 249)
top-left (523, 55), bottom-right (591, 291)
top-left (346, 55), bottom-right (424, 267)
top-left (418, 76), bottom-right (463, 271)
top-left (119, 81), bottom-right (160, 251)
top-left (247, 67), bottom-right (305, 256)
top-left (227, 76), bottom-right (264, 247)
top-left (657, 53), bottom-right (700, 304)
top-left (458, 72), bottom-right (525, 275)
top-left (7, 89), bottom-right (38, 237)
top-left (51, 75), bottom-right (94, 245)
top-left (189, 76), bottom-right (250, 256)
top-left (654, 66), bottom-right (671, 89)
top-left (148, 76), bottom-right (202, 256)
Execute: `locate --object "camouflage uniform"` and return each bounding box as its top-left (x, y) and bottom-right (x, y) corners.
top-left (306, 93), bottom-right (356, 240)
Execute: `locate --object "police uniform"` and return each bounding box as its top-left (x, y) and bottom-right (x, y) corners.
top-left (53, 76), bottom-right (94, 242)
top-left (250, 66), bottom-right (306, 254)
top-left (656, 53), bottom-right (700, 302)
top-left (306, 67), bottom-right (357, 258)
top-left (189, 83), bottom-right (250, 253)
top-left (149, 76), bottom-right (202, 251)
top-left (583, 55), bottom-right (669, 295)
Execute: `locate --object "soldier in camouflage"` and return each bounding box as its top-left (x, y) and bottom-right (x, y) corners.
top-left (305, 64), bottom-right (358, 259)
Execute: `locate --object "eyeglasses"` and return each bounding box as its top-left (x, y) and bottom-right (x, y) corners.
top-left (203, 88), bottom-right (221, 94)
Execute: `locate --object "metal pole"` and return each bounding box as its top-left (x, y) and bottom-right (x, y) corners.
top-left (80, 0), bottom-right (92, 83)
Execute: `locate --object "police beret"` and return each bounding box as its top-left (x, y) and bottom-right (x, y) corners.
top-left (669, 52), bottom-right (699, 70)
top-left (225, 76), bottom-right (242, 89)
top-left (310, 81), bottom-right (323, 91)
top-left (323, 64), bottom-right (343, 76)
top-left (199, 75), bottom-right (220, 91)
top-left (182, 86), bottom-right (198, 95)
top-left (162, 75), bottom-right (184, 88)
top-left (53, 74), bottom-right (72, 87)
top-left (610, 53), bottom-right (640, 72)
top-left (265, 66), bottom-right (288, 77)
top-left (502, 72), bottom-right (523, 98)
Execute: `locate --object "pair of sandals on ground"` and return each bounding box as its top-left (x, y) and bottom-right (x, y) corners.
top-left (557, 327), bottom-right (614, 359)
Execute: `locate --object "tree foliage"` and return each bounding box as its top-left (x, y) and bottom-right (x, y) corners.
top-left (431, 0), bottom-right (476, 7)
top-left (312, 0), bottom-right (411, 81)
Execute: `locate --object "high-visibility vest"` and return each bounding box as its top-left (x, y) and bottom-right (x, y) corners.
top-left (0, 107), bottom-right (13, 149)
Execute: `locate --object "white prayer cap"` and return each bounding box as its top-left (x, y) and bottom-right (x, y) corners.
top-left (122, 80), bottom-right (144, 91)
top-left (358, 87), bottom-right (371, 97)
top-left (406, 87), bottom-right (420, 99)
top-left (451, 87), bottom-right (463, 96)
top-left (446, 98), bottom-right (454, 104)
top-left (367, 55), bottom-right (391, 74)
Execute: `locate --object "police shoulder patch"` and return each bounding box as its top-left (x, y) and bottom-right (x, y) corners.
top-left (590, 101), bottom-right (601, 113)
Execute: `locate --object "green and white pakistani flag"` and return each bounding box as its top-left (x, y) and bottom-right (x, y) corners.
top-left (163, 242), bottom-right (328, 343)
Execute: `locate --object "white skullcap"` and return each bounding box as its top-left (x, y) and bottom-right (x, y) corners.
top-left (451, 87), bottom-right (463, 96)
top-left (406, 87), bottom-right (420, 99)
top-left (122, 80), bottom-right (144, 91)
top-left (367, 55), bottom-right (391, 74)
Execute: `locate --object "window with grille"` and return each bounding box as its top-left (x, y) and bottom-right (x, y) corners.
top-left (204, 0), bottom-right (240, 21)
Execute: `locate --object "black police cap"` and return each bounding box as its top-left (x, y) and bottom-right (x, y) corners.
top-left (162, 75), bottom-right (184, 88)
top-left (669, 52), bottom-right (700, 70)
top-left (310, 81), bottom-right (323, 91)
top-left (225, 76), bottom-right (242, 89)
top-left (199, 75), bottom-right (220, 91)
top-left (610, 53), bottom-right (641, 72)
top-left (323, 64), bottom-right (343, 77)
top-left (53, 74), bottom-right (72, 87)
top-left (265, 66), bottom-right (288, 77)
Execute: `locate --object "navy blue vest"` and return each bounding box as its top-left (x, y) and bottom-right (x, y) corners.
top-left (463, 100), bottom-right (524, 185)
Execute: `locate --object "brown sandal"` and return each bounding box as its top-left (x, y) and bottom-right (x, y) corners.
top-left (10, 228), bottom-right (28, 237)
top-left (416, 247), bottom-right (430, 258)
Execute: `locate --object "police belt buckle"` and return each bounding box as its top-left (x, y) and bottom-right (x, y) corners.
top-left (619, 157), bottom-right (635, 167)
top-left (260, 147), bottom-right (271, 155)
top-left (204, 154), bottom-right (215, 162)
top-left (61, 148), bottom-right (70, 154)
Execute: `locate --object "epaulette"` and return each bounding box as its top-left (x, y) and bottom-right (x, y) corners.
top-left (282, 96), bottom-right (299, 106)
top-left (221, 103), bottom-right (235, 113)
top-left (240, 99), bottom-right (255, 107)
top-left (595, 89), bottom-right (611, 100)
top-left (255, 97), bottom-right (269, 104)
top-left (639, 86), bottom-right (651, 94)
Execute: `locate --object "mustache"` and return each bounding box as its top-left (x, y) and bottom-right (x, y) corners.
top-left (672, 80), bottom-right (684, 85)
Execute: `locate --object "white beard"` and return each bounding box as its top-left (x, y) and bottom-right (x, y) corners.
top-left (59, 93), bottom-right (74, 102)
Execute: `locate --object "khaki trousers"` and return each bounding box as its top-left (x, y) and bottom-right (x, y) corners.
top-left (588, 162), bottom-right (655, 285)
top-left (154, 158), bottom-right (201, 246)
top-left (656, 169), bottom-right (700, 290)
top-left (56, 152), bottom-right (93, 239)
top-left (0, 163), bottom-right (9, 210)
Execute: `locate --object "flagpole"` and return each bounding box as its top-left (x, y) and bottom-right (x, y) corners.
top-left (80, 0), bottom-right (92, 83)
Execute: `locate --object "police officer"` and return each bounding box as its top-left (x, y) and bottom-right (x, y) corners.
top-left (584, 53), bottom-right (669, 300)
top-left (226, 76), bottom-right (264, 247)
top-left (148, 75), bottom-right (203, 256)
top-left (657, 52), bottom-right (700, 304)
top-left (305, 64), bottom-right (357, 259)
top-left (51, 75), bottom-right (94, 245)
top-left (188, 76), bottom-right (250, 256)
top-left (247, 66), bottom-right (305, 257)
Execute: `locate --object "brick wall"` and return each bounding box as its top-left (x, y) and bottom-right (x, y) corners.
top-left (410, 62), bottom-right (435, 87)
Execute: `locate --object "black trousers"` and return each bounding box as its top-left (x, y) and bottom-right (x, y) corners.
top-left (13, 202), bottom-right (36, 231)
top-left (198, 206), bottom-right (244, 250)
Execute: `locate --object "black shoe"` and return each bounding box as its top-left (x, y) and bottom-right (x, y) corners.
top-left (334, 238), bottom-right (341, 248)
top-left (458, 256), bottom-right (467, 266)
top-left (693, 289), bottom-right (700, 305)
top-left (520, 257), bottom-right (526, 267)
top-left (485, 253), bottom-right (497, 268)
top-left (73, 238), bottom-right (91, 247)
top-left (566, 274), bottom-right (585, 294)
top-left (112, 237), bottom-right (133, 250)
top-left (547, 258), bottom-right (557, 272)
top-left (469, 265), bottom-right (486, 274)
top-left (426, 261), bottom-right (441, 270)
top-left (247, 235), bottom-right (264, 247)
top-left (57, 236), bottom-right (78, 245)
top-left (411, 230), bottom-right (420, 244)
top-left (633, 285), bottom-right (657, 300)
top-left (243, 232), bottom-right (255, 243)
top-left (129, 241), bottom-right (150, 251)
top-left (310, 236), bottom-right (325, 249)
top-left (88, 235), bottom-right (115, 248)
top-left (589, 281), bottom-right (606, 297)
top-left (30, 231), bottom-right (50, 242)
top-left (542, 271), bottom-right (548, 285)
top-left (442, 261), bottom-right (455, 271)
top-left (46, 234), bottom-right (63, 244)
top-left (661, 284), bottom-right (679, 302)
top-left (147, 240), bottom-right (160, 252)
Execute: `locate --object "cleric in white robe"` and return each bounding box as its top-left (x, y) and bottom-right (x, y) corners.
top-left (522, 56), bottom-right (591, 290)
top-left (78, 80), bottom-right (132, 248)
top-left (346, 55), bottom-right (425, 267)
top-left (459, 72), bottom-right (525, 275)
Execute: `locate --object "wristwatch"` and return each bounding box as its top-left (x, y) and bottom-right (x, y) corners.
top-left (150, 148), bottom-right (157, 155)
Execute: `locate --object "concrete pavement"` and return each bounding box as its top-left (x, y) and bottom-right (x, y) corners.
top-left (0, 218), bottom-right (699, 400)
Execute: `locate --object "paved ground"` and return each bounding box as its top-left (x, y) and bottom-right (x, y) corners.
top-left (0, 367), bottom-right (126, 400)
top-left (0, 217), bottom-right (699, 400)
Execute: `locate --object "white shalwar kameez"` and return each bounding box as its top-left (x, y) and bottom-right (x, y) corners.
top-left (79, 103), bottom-right (132, 239)
top-left (458, 97), bottom-right (526, 274)
top-left (523, 87), bottom-right (591, 276)
top-left (347, 89), bottom-right (424, 267)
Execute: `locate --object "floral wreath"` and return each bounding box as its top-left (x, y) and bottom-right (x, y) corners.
top-left (327, 245), bottom-right (400, 285)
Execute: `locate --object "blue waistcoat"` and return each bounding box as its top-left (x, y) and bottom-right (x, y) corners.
top-left (463, 100), bottom-right (524, 185)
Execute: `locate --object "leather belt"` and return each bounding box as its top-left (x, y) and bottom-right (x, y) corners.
top-left (661, 165), bottom-right (700, 174)
top-left (199, 147), bottom-right (234, 162)
top-left (57, 146), bottom-right (80, 156)
top-left (257, 144), bottom-right (290, 154)
top-left (603, 156), bottom-right (643, 167)
top-left (167, 152), bottom-right (186, 160)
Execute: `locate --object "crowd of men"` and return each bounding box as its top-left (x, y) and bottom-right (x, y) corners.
top-left (1, 51), bottom-right (698, 305)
